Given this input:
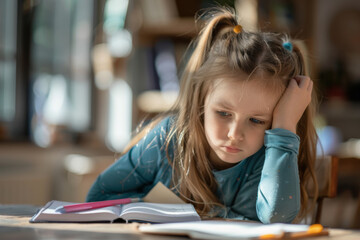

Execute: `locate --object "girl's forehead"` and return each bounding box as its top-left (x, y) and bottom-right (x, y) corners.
top-left (207, 77), bottom-right (283, 112)
top-left (210, 76), bottom-right (283, 95)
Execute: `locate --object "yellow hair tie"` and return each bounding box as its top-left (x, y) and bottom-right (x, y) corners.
top-left (233, 25), bottom-right (242, 34)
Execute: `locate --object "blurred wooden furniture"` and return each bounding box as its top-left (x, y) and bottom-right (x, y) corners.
top-left (308, 156), bottom-right (339, 224)
top-left (0, 142), bottom-right (112, 205)
top-left (58, 155), bottom-right (116, 203)
top-left (337, 157), bottom-right (360, 229)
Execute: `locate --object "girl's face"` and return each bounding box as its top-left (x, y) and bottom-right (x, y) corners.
top-left (204, 77), bottom-right (282, 170)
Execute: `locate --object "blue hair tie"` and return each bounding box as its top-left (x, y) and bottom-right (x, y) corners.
top-left (283, 42), bottom-right (293, 52)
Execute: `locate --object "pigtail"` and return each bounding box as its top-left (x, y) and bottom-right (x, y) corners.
top-left (291, 41), bottom-right (319, 221)
top-left (292, 40), bottom-right (309, 76)
top-left (188, 8), bottom-right (237, 72)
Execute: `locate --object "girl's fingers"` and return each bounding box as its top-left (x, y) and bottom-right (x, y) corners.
top-left (307, 80), bottom-right (313, 91)
top-left (294, 75), bottom-right (312, 89)
top-left (289, 78), bottom-right (298, 87)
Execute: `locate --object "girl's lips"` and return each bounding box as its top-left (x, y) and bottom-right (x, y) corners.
top-left (223, 146), bottom-right (241, 153)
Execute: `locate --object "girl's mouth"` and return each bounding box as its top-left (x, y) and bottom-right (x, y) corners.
top-left (223, 146), bottom-right (241, 153)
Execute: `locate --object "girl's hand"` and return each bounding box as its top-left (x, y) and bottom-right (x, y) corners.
top-left (272, 76), bottom-right (313, 134)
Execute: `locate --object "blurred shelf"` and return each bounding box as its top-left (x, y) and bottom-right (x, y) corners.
top-left (137, 90), bottom-right (178, 114)
top-left (320, 101), bottom-right (360, 141)
top-left (137, 17), bottom-right (198, 44)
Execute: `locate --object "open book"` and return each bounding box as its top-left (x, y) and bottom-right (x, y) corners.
top-left (30, 200), bottom-right (201, 223)
top-left (139, 220), bottom-right (328, 239)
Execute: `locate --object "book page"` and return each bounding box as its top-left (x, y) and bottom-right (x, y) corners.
top-left (143, 182), bottom-right (185, 204)
top-left (120, 202), bottom-right (200, 223)
top-left (139, 220), bottom-right (324, 239)
top-left (30, 200), bottom-right (122, 223)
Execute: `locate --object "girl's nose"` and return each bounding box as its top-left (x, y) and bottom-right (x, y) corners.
top-left (227, 121), bottom-right (244, 141)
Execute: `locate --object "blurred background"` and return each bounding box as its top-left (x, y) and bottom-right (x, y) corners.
top-left (0, 0), bottom-right (359, 229)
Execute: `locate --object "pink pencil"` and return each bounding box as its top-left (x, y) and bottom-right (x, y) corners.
top-left (55, 198), bottom-right (141, 213)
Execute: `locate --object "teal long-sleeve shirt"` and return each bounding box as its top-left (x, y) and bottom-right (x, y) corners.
top-left (86, 117), bottom-right (301, 223)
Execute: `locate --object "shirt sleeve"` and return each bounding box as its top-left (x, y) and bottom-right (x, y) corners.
top-left (86, 117), bottom-right (171, 202)
top-left (256, 128), bottom-right (301, 223)
top-left (223, 163), bottom-right (264, 221)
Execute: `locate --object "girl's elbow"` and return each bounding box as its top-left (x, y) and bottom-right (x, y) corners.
top-left (86, 188), bottom-right (101, 202)
top-left (257, 204), bottom-right (300, 224)
top-left (86, 178), bottom-right (106, 202)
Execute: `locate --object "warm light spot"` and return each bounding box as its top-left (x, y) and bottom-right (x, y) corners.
top-left (289, 195), bottom-right (293, 199)
top-left (260, 234), bottom-right (279, 239)
top-left (308, 224), bottom-right (324, 233)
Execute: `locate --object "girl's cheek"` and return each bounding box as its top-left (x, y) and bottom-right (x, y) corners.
top-left (212, 124), bottom-right (225, 141)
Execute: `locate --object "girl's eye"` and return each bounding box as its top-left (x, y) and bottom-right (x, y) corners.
top-left (250, 118), bottom-right (265, 125)
top-left (216, 111), bottom-right (231, 117)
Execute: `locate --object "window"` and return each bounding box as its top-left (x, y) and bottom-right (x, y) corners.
top-left (0, 0), bottom-right (17, 123)
top-left (0, 0), bottom-right (97, 146)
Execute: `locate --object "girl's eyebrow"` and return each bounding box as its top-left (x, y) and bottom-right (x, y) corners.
top-left (214, 100), bottom-right (272, 118)
top-left (252, 113), bottom-right (271, 120)
top-left (213, 100), bottom-right (235, 110)
top-left (249, 112), bottom-right (272, 119)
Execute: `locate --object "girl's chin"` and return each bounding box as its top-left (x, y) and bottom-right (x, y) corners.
top-left (209, 152), bottom-right (239, 170)
top-left (218, 151), bottom-right (250, 164)
top-left (217, 154), bottom-right (243, 165)
top-left (220, 158), bottom-right (242, 165)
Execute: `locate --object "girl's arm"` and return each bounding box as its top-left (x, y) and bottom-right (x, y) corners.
top-left (223, 130), bottom-right (300, 223)
top-left (255, 75), bottom-right (311, 223)
top-left (86, 117), bottom-right (172, 202)
top-left (256, 128), bottom-right (301, 223)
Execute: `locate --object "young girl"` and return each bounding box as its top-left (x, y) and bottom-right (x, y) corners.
top-left (87, 7), bottom-right (318, 224)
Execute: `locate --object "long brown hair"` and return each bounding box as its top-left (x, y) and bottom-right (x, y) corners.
top-left (125, 7), bottom-right (318, 219)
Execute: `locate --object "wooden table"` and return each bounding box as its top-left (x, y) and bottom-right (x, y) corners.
top-left (0, 204), bottom-right (189, 240)
top-left (1, 205), bottom-right (359, 239)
